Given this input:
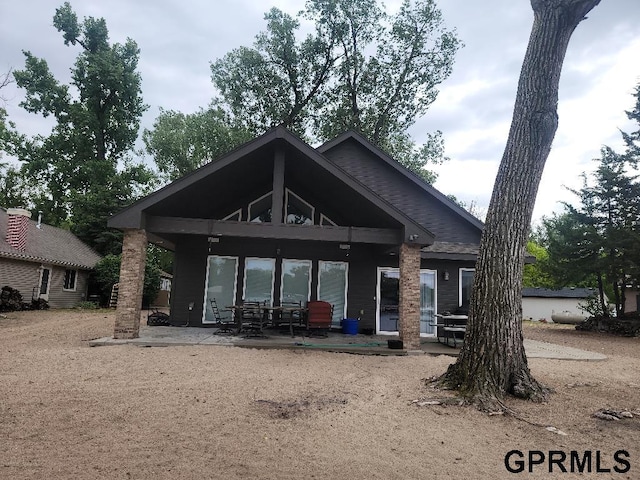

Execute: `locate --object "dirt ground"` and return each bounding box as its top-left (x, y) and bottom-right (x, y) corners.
top-left (1, 310), bottom-right (639, 479)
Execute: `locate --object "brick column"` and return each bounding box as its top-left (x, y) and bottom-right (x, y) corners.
top-left (399, 242), bottom-right (421, 352)
top-left (114, 229), bottom-right (147, 339)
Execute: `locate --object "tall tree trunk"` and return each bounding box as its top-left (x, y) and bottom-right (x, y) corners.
top-left (597, 272), bottom-right (608, 317)
top-left (439, 0), bottom-right (601, 410)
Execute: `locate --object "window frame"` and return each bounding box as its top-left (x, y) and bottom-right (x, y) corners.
top-left (285, 189), bottom-right (315, 225)
top-left (459, 268), bottom-right (475, 308)
top-left (63, 269), bottom-right (77, 292)
top-left (248, 191), bottom-right (273, 223)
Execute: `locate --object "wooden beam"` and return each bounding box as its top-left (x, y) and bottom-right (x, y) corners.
top-left (145, 215), bottom-right (402, 244)
top-left (272, 146), bottom-right (285, 225)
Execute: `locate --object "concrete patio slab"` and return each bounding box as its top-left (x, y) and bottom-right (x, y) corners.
top-left (89, 324), bottom-right (607, 360)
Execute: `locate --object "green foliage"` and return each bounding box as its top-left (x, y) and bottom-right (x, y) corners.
top-left (12, 3), bottom-right (151, 254)
top-left (622, 83), bottom-right (640, 159)
top-left (92, 250), bottom-right (163, 307)
top-left (206, 0), bottom-right (460, 181)
top-left (541, 146), bottom-right (640, 317)
top-left (143, 106), bottom-right (251, 181)
top-left (522, 240), bottom-right (555, 288)
top-left (74, 301), bottom-right (100, 310)
top-left (0, 164), bottom-right (31, 208)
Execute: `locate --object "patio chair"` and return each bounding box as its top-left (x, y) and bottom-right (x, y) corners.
top-left (211, 298), bottom-right (236, 335)
top-left (279, 300), bottom-right (304, 326)
top-left (240, 300), bottom-right (268, 337)
top-left (306, 300), bottom-right (332, 337)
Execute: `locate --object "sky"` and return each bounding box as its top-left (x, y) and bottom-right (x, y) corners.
top-left (1, 0), bottom-right (639, 226)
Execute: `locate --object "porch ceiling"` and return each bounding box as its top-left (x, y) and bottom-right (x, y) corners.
top-left (109, 126), bottom-right (434, 246)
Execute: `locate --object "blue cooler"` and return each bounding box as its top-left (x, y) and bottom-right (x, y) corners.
top-left (342, 318), bottom-right (359, 335)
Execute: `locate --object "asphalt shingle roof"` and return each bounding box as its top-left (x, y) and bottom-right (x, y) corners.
top-left (0, 209), bottom-right (102, 269)
top-left (522, 287), bottom-right (597, 299)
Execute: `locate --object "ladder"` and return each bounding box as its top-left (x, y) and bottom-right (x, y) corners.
top-left (109, 283), bottom-right (119, 308)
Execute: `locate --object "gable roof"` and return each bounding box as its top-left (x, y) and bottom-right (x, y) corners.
top-left (109, 126), bottom-right (435, 244)
top-left (0, 209), bottom-right (102, 269)
top-left (522, 287), bottom-right (597, 299)
top-left (317, 130), bottom-right (485, 232)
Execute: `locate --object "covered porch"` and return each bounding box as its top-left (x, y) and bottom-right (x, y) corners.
top-left (108, 127), bottom-right (433, 351)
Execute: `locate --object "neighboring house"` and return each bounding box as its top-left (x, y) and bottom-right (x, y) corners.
top-left (152, 272), bottom-right (172, 308)
top-left (108, 127), bottom-right (484, 347)
top-left (0, 208), bottom-right (102, 308)
top-left (623, 287), bottom-right (640, 313)
top-left (522, 287), bottom-right (598, 321)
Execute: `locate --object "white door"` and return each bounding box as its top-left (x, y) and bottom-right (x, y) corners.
top-left (376, 267), bottom-right (437, 337)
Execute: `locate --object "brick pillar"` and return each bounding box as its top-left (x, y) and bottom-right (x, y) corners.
top-left (399, 242), bottom-right (421, 351)
top-left (114, 229), bottom-right (147, 339)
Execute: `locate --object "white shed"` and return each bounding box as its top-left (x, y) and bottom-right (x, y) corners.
top-left (522, 287), bottom-right (598, 322)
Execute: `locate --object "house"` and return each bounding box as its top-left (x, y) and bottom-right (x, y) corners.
top-left (522, 287), bottom-right (598, 322)
top-left (108, 127), bottom-right (484, 349)
top-left (623, 287), bottom-right (640, 314)
top-left (0, 207), bottom-right (102, 308)
top-left (152, 271), bottom-right (172, 308)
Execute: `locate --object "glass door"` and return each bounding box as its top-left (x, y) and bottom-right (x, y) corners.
top-left (202, 256), bottom-right (238, 323)
top-left (376, 268), bottom-right (437, 336)
top-left (243, 257), bottom-right (276, 305)
top-left (281, 259), bottom-right (312, 304)
top-left (377, 268), bottom-right (399, 333)
top-left (318, 261), bottom-right (348, 327)
top-left (420, 271), bottom-right (436, 335)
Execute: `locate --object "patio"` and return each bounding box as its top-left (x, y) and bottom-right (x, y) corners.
top-left (90, 322), bottom-right (457, 355)
top-left (89, 312), bottom-right (608, 361)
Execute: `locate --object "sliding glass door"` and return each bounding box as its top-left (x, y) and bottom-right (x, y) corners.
top-left (202, 256), bottom-right (238, 323)
top-left (281, 259), bottom-right (312, 304)
top-left (318, 261), bottom-right (348, 327)
top-left (243, 257), bottom-right (276, 305)
top-left (376, 268), bottom-right (437, 336)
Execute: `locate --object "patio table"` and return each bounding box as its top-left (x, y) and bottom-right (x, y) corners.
top-left (264, 305), bottom-right (308, 337)
top-left (434, 314), bottom-right (468, 347)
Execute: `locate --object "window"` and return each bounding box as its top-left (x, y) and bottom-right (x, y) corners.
top-left (319, 214), bottom-right (337, 226)
top-left (248, 192), bottom-right (272, 223)
top-left (285, 189), bottom-right (314, 225)
top-left (281, 259), bottom-right (312, 304)
top-left (202, 256), bottom-right (238, 323)
top-left (243, 258), bottom-right (276, 305)
top-left (222, 209), bottom-right (242, 221)
top-left (459, 268), bottom-right (475, 308)
top-left (63, 269), bottom-right (77, 291)
top-left (318, 261), bottom-right (348, 327)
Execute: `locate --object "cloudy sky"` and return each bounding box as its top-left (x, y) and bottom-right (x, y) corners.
top-left (1, 0), bottom-right (639, 225)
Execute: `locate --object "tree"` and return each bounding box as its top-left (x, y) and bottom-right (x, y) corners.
top-left (12, 3), bottom-right (151, 254)
top-left (622, 83), bottom-right (640, 158)
top-left (209, 0), bottom-right (460, 181)
top-left (545, 148), bottom-right (640, 316)
top-left (522, 239), bottom-right (555, 288)
top-left (438, 0), bottom-right (601, 410)
top-left (143, 106), bottom-right (251, 181)
top-left (92, 251), bottom-right (162, 307)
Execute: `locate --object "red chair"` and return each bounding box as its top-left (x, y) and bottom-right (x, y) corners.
top-left (306, 300), bottom-right (333, 336)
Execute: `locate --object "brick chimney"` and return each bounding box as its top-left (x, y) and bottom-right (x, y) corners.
top-left (6, 208), bottom-right (32, 251)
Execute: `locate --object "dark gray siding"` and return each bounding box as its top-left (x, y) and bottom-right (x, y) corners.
top-left (322, 139), bottom-right (482, 244)
top-left (170, 236), bottom-right (474, 332)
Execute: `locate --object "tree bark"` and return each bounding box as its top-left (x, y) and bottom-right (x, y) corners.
top-left (439, 0), bottom-right (601, 410)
